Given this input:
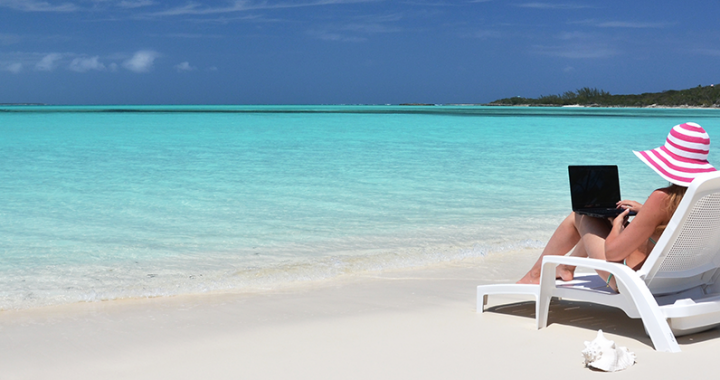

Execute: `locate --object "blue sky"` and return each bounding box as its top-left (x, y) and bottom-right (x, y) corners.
top-left (1, 0), bottom-right (719, 105)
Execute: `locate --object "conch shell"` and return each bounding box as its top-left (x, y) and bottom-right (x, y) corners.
top-left (581, 330), bottom-right (636, 372)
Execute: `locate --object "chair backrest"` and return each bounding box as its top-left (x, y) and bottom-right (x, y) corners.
top-left (640, 171), bottom-right (720, 295)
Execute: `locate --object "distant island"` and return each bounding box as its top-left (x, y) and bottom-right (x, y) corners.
top-left (488, 85), bottom-right (720, 108)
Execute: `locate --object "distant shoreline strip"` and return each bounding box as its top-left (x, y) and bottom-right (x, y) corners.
top-left (2, 105), bottom-right (719, 118)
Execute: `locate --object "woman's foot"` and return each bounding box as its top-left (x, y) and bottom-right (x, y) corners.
top-left (517, 270), bottom-right (540, 284)
top-left (556, 264), bottom-right (576, 281)
top-left (516, 264), bottom-right (576, 284)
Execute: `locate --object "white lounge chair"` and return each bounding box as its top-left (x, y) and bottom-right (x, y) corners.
top-left (477, 171), bottom-right (720, 352)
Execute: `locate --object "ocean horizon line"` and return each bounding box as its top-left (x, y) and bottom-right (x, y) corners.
top-left (2, 104), bottom-right (720, 118)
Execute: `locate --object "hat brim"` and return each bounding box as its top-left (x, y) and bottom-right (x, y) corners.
top-left (634, 148), bottom-right (716, 186)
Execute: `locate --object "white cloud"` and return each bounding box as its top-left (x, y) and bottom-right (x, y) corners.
top-left (570, 19), bottom-right (671, 29)
top-left (122, 50), bottom-right (159, 73)
top-left (533, 44), bottom-right (616, 59)
top-left (35, 53), bottom-right (63, 71)
top-left (69, 56), bottom-right (106, 72)
top-left (117, 0), bottom-right (154, 8)
top-left (0, 0), bottom-right (79, 12)
top-left (175, 61), bottom-right (195, 72)
top-left (397, 1), bottom-right (449, 6)
top-left (165, 33), bottom-right (224, 39)
top-left (467, 30), bottom-right (501, 39)
top-left (596, 21), bottom-right (670, 28)
top-left (3, 62), bottom-right (23, 73)
top-left (516, 2), bottom-right (593, 9)
top-left (308, 30), bottom-right (367, 42)
top-left (341, 23), bottom-right (401, 34)
top-left (308, 18), bottom-right (402, 43)
top-left (151, 0), bottom-right (378, 16)
top-left (557, 31), bottom-right (594, 40)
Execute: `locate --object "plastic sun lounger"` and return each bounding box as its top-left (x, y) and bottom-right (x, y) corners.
top-left (477, 171), bottom-right (720, 352)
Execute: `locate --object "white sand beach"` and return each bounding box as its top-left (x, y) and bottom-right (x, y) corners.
top-left (2, 249), bottom-right (720, 379)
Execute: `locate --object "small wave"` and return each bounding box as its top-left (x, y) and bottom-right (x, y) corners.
top-left (0, 239), bottom-right (546, 311)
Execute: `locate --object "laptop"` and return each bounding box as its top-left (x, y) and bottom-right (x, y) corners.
top-left (568, 165), bottom-right (637, 218)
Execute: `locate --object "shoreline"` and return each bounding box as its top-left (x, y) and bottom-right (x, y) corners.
top-left (483, 103), bottom-right (720, 109)
top-left (0, 239), bottom-right (549, 312)
top-left (3, 249), bottom-right (720, 379)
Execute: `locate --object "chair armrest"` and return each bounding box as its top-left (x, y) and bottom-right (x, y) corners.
top-left (540, 256), bottom-right (643, 294)
top-left (541, 256), bottom-right (639, 275)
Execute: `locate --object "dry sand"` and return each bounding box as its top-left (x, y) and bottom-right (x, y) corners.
top-left (2, 249), bottom-right (719, 379)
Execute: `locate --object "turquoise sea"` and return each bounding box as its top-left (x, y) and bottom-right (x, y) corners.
top-left (2, 105), bottom-right (719, 310)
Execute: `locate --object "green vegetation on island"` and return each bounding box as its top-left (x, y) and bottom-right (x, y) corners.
top-left (489, 85), bottom-right (720, 108)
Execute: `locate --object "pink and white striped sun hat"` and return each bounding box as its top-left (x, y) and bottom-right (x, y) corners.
top-left (633, 122), bottom-right (716, 186)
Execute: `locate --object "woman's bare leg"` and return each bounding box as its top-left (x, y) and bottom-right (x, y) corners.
top-left (517, 213), bottom-right (615, 286)
top-left (517, 213), bottom-right (581, 284)
top-left (573, 213), bottom-right (613, 284)
top-left (557, 240), bottom-right (592, 280)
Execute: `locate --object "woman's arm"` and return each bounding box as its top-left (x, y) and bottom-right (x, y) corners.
top-left (604, 190), bottom-right (670, 262)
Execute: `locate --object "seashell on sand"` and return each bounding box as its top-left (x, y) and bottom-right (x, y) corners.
top-left (581, 330), bottom-right (636, 372)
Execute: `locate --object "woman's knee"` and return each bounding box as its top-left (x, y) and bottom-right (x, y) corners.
top-left (562, 212), bottom-right (578, 226)
top-left (575, 213), bottom-right (611, 236)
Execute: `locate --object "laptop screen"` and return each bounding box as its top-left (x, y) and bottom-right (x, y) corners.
top-left (568, 165), bottom-right (622, 210)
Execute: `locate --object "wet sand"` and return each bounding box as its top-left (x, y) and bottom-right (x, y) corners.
top-left (2, 249), bottom-right (719, 379)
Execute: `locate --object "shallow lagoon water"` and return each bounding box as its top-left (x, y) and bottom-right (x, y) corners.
top-left (1, 105), bottom-right (719, 309)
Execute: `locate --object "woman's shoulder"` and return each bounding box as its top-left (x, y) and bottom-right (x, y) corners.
top-left (643, 187), bottom-right (679, 219)
top-left (651, 185), bottom-right (687, 205)
top-left (652, 188), bottom-right (673, 198)
top-left (641, 189), bottom-right (672, 214)
top-left (651, 185), bottom-right (685, 199)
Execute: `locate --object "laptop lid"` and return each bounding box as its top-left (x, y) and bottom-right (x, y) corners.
top-left (568, 165), bottom-right (622, 211)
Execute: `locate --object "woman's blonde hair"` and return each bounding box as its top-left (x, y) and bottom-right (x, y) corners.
top-left (655, 184), bottom-right (688, 234)
top-left (664, 184), bottom-right (687, 215)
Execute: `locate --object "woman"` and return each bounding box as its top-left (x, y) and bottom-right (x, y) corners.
top-left (517, 122), bottom-right (716, 290)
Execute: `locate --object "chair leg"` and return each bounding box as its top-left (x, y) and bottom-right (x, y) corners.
top-left (616, 281), bottom-right (681, 352)
top-left (477, 290), bottom-right (488, 313)
top-left (536, 294), bottom-right (551, 329)
top-left (643, 319), bottom-right (680, 352)
top-left (537, 262), bottom-right (558, 329)
top-left (632, 299), bottom-right (680, 352)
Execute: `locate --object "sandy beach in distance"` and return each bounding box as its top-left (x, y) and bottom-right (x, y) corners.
top-left (2, 249), bottom-right (719, 379)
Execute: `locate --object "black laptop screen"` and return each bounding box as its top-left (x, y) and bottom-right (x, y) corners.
top-left (568, 165), bottom-right (622, 210)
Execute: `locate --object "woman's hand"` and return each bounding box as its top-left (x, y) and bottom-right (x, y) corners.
top-left (616, 200), bottom-right (642, 213)
top-left (609, 208), bottom-right (631, 231)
